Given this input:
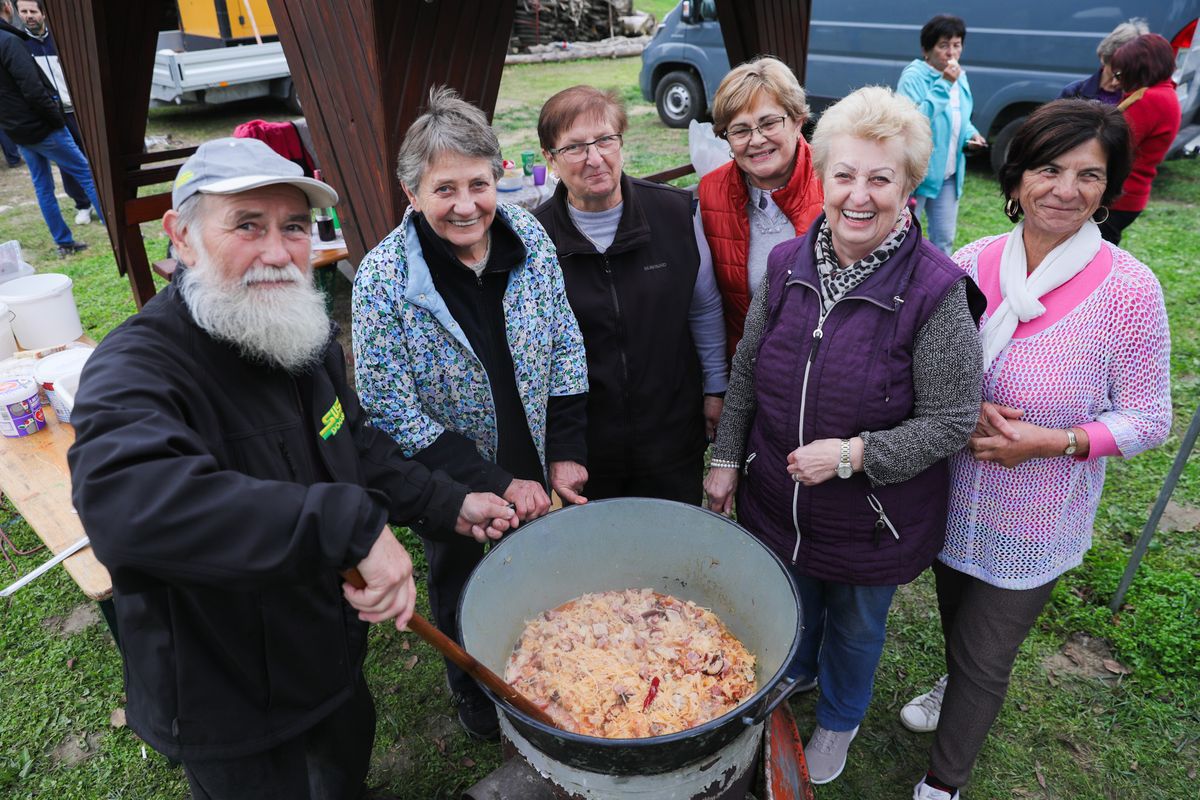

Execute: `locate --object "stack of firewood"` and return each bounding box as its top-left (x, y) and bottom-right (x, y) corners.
top-left (510, 0), bottom-right (655, 51)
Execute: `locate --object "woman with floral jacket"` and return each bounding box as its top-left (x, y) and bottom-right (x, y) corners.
top-left (352, 87), bottom-right (588, 740)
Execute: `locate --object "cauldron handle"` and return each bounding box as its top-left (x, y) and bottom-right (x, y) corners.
top-left (741, 676), bottom-right (801, 726)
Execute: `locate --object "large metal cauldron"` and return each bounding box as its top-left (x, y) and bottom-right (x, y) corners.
top-left (459, 498), bottom-right (803, 777)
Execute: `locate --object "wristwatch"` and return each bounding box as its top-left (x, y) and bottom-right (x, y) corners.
top-left (837, 439), bottom-right (853, 479)
top-left (1063, 429), bottom-right (1078, 456)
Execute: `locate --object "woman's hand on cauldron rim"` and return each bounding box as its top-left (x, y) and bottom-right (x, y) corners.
top-left (549, 460), bottom-right (589, 505)
top-left (975, 402), bottom-right (1024, 441)
top-left (504, 478), bottom-right (552, 522)
top-left (456, 492), bottom-right (520, 542)
top-left (344, 524), bottom-right (417, 631)
top-left (704, 466), bottom-right (738, 516)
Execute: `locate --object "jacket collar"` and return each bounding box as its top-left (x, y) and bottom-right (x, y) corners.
top-left (0, 19), bottom-right (29, 40)
top-left (543, 172), bottom-right (652, 257)
top-left (726, 137), bottom-right (820, 216)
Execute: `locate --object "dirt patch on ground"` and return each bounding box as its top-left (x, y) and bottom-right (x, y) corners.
top-left (40, 603), bottom-right (101, 637)
top-left (369, 742), bottom-right (416, 790)
top-left (1158, 500), bottom-right (1200, 533)
top-left (48, 731), bottom-right (103, 767)
top-left (1043, 632), bottom-right (1131, 681)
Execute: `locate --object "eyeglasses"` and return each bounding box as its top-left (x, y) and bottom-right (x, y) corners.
top-left (548, 134), bottom-right (623, 162)
top-left (1112, 70), bottom-right (1123, 79)
top-left (720, 115), bottom-right (789, 145)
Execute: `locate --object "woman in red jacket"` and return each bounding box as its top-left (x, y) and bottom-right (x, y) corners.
top-left (1102, 33), bottom-right (1181, 245)
top-left (698, 56), bottom-right (824, 358)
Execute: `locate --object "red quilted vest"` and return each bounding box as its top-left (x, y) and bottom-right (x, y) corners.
top-left (699, 138), bottom-right (824, 357)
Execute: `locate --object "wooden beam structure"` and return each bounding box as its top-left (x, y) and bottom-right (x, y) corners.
top-left (45, 1), bottom-right (808, 309)
top-left (48, 0), bottom-right (196, 309)
top-left (267, 0), bottom-right (517, 266)
top-left (714, 0), bottom-right (812, 85)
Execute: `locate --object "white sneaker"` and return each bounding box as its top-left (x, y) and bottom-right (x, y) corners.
top-left (803, 724), bottom-right (858, 784)
top-left (74, 207), bottom-right (92, 225)
top-left (913, 776), bottom-right (960, 800)
top-left (901, 674), bottom-right (947, 733)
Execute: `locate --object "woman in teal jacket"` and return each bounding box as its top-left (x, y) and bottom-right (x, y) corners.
top-left (897, 14), bottom-right (988, 255)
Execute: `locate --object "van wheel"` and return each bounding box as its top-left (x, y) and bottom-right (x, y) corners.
top-left (655, 70), bottom-right (704, 128)
top-left (284, 80), bottom-right (303, 115)
top-left (990, 116), bottom-right (1025, 174)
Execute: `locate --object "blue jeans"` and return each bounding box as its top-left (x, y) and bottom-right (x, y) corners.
top-left (17, 127), bottom-right (104, 246)
top-left (913, 175), bottom-right (959, 256)
top-left (787, 575), bottom-right (897, 731)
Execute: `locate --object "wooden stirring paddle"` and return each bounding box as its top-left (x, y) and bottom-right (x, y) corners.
top-left (341, 567), bottom-right (558, 729)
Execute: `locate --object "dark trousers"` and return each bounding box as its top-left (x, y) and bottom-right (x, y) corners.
top-left (1098, 209), bottom-right (1140, 245)
top-left (60, 113), bottom-right (91, 210)
top-left (583, 456), bottom-right (704, 505)
top-left (183, 673), bottom-right (375, 800)
top-left (423, 534), bottom-right (489, 697)
top-left (929, 560), bottom-right (1058, 787)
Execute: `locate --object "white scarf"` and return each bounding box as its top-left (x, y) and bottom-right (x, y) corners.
top-left (980, 219), bottom-right (1102, 370)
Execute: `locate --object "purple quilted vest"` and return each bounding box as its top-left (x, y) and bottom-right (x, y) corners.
top-left (737, 216), bottom-right (975, 586)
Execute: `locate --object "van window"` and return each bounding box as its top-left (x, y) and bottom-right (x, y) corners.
top-left (699, 0), bottom-right (718, 21)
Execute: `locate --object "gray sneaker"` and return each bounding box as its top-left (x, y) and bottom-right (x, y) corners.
top-left (901, 675), bottom-right (948, 733)
top-left (804, 724), bottom-right (859, 784)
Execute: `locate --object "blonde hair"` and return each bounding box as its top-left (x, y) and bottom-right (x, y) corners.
top-left (810, 86), bottom-right (932, 196)
top-left (711, 56), bottom-right (809, 136)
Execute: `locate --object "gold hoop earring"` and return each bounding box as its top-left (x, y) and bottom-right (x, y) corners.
top-left (1004, 197), bottom-right (1022, 223)
top-left (1093, 206), bottom-right (1110, 224)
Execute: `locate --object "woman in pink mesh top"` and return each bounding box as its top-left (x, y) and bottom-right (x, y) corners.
top-left (902, 100), bottom-right (1173, 800)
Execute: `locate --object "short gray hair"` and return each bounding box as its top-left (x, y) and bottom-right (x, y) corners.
top-left (1098, 18), bottom-right (1149, 62)
top-left (811, 85), bottom-right (932, 196)
top-left (395, 86), bottom-right (503, 192)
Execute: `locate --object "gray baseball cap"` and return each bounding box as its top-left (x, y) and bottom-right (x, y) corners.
top-left (171, 137), bottom-right (339, 210)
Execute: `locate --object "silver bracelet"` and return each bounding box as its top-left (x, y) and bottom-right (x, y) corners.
top-left (709, 458), bottom-right (741, 470)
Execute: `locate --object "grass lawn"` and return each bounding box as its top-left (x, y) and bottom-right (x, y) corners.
top-left (2, 55), bottom-right (1198, 799)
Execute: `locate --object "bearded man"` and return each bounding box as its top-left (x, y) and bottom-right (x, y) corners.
top-left (67, 137), bottom-right (517, 800)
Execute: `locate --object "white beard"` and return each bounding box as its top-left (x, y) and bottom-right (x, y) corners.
top-left (178, 243), bottom-right (331, 373)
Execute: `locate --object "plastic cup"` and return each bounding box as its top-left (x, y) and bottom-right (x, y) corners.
top-left (533, 164), bottom-right (547, 186)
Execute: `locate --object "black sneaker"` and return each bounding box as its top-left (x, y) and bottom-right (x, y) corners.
top-left (57, 241), bottom-right (88, 258)
top-left (453, 687), bottom-right (499, 741)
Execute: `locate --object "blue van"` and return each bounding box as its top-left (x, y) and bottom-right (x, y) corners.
top-left (640, 0), bottom-right (1200, 169)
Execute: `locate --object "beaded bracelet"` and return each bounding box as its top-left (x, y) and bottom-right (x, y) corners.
top-left (709, 459), bottom-right (741, 470)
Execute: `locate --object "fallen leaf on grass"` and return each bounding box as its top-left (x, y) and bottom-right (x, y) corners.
top-left (1187, 765), bottom-right (1195, 779)
top-left (434, 737), bottom-right (447, 755)
top-left (1035, 764), bottom-right (1046, 789)
top-left (401, 639), bottom-right (411, 651)
top-left (403, 654), bottom-right (419, 670)
top-left (461, 757), bottom-right (476, 767)
top-left (66, 658), bottom-right (75, 669)
top-left (1102, 658), bottom-right (1131, 675)
top-left (109, 708), bottom-right (126, 728)
top-left (1130, 760), bottom-right (1139, 772)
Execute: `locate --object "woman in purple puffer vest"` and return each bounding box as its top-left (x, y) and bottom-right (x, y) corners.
top-left (705, 86), bottom-right (985, 785)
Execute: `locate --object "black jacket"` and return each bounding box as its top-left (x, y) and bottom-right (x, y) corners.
top-left (0, 19), bottom-right (63, 144)
top-left (67, 279), bottom-right (468, 760)
top-left (534, 174), bottom-right (704, 476)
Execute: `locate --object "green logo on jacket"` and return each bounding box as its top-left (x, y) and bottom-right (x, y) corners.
top-left (320, 399), bottom-right (345, 440)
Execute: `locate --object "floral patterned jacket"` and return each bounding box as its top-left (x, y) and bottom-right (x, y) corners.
top-left (351, 203), bottom-right (588, 469)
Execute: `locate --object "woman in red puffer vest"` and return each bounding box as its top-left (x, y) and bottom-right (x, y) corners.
top-left (699, 56), bottom-right (824, 359)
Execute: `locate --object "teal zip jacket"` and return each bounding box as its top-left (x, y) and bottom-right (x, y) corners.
top-left (897, 59), bottom-right (980, 199)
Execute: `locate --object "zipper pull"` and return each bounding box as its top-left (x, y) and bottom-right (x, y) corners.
top-left (867, 493), bottom-right (899, 540)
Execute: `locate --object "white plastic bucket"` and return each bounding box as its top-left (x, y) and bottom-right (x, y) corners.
top-left (34, 346), bottom-right (93, 423)
top-left (0, 301), bottom-right (15, 360)
top-left (0, 274), bottom-right (83, 350)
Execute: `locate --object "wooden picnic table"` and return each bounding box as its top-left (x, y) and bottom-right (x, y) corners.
top-left (0, 401), bottom-right (111, 601)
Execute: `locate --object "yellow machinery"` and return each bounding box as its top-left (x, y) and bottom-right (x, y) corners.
top-left (176, 0), bottom-right (276, 43)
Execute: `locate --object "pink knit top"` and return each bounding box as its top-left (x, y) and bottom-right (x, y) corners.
top-left (942, 235), bottom-right (1172, 589)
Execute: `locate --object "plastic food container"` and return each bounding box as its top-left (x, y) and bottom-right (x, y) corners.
top-left (0, 377), bottom-right (46, 437)
top-left (0, 273), bottom-right (84, 350)
top-left (34, 346), bottom-right (93, 423)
